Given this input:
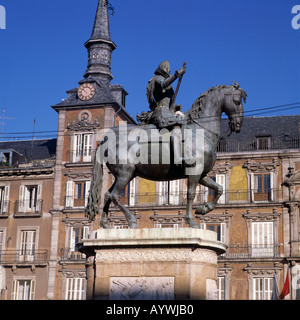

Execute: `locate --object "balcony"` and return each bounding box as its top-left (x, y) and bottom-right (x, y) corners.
top-left (217, 137), bottom-right (300, 153)
top-left (60, 248), bottom-right (86, 262)
top-left (218, 244), bottom-right (281, 260)
top-left (66, 150), bottom-right (96, 164)
top-left (0, 250), bottom-right (48, 265)
top-left (111, 189), bottom-right (281, 208)
top-left (14, 200), bottom-right (43, 217)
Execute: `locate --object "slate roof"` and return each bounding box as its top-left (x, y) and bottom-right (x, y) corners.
top-left (0, 139), bottom-right (57, 165)
top-left (220, 115), bottom-right (300, 140)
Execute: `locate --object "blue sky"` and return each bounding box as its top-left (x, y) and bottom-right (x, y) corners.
top-left (0, 0), bottom-right (299, 140)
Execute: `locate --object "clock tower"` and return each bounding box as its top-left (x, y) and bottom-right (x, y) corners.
top-left (48, 0), bottom-right (135, 300)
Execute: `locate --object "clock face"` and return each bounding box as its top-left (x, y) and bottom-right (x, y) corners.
top-left (78, 83), bottom-right (95, 101)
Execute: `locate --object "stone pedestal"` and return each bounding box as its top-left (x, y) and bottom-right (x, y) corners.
top-left (79, 228), bottom-right (227, 300)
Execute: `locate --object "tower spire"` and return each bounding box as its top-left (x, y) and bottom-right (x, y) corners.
top-left (84, 0), bottom-right (117, 82)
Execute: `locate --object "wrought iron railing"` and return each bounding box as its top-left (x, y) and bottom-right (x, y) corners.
top-left (111, 189), bottom-right (281, 208)
top-left (66, 150), bottom-right (96, 163)
top-left (217, 137), bottom-right (300, 153)
top-left (218, 244), bottom-right (281, 260)
top-left (60, 248), bottom-right (86, 261)
top-left (14, 200), bottom-right (43, 215)
top-left (0, 250), bottom-right (48, 264)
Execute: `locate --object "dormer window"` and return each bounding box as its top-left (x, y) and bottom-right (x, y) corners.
top-left (256, 136), bottom-right (271, 150)
top-left (0, 150), bottom-right (12, 166)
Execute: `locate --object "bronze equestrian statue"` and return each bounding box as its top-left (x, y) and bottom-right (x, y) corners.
top-left (85, 61), bottom-right (247, 229)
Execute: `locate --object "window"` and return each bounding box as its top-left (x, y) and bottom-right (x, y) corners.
top-left (70, 226), bottom-right (89, 252)
top-left (0, 151), bottom-right (12, 166)
top-left (0, 186), bottom-right (9, 214)
top-left (155, 223), bottom-right (179, 229)
top-left (205, 223), bottom-right (226, 242)
top-left (69, 226), bottom-right (89, 259)
top-left (19, 230), bottom-right (36, 262)
top-left (252, 222), bottom-right (274, 257)
top-left (66, 181), bottom-right (90, 208)
top-left (18, 185), bottom-right (41, 213)
top-left (12, 279), bottom-right (36, 300)
top-left (217, 277), bottom-right (225, 300)
top-left (252, 173), bottom-right (272, 202)
top-left (65, 277), bottom-right (86, 300)
top-left (73, 133), bottom-right (92, 162)
top-left (253, 277), bottom-right (273, 300)
top-left (256, 136), bottom-right (271, 150)
top-left (158, 180), bottom-right (180, 205)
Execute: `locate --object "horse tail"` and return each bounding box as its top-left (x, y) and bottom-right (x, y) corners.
top-left (85, 145), bottom-right (103, 222)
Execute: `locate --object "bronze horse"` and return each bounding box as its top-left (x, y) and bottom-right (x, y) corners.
top-left (86, 83), bottom-right (247, 229)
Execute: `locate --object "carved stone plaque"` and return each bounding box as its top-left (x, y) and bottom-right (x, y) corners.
top-left (110, 277), bottom-right (174, 300)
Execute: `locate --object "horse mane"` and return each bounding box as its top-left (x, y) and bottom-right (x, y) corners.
top-left (186, 83), bottom-right (247, 122)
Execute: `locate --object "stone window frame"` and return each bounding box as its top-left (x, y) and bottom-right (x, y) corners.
top-left (150, 210), bottom-right (185, 229)
top-left (107, 211), bottom-right (140, 229)
top-left (242, 208), bottom-right (281, 251)
top-left (59, 269), bottom-right (87, 301)
top-left (196, 210), bottom-right (232, 244)
top-left (62, 218), bottom-right (91, 251)
top-left (243, 158), bottom-right (281, 203)
top-left (243, 263), bottom-right (281, 300)
top-left (217, 264), bottom-right (232, 300)
top-left (66, 110), bottom-right (101, 164)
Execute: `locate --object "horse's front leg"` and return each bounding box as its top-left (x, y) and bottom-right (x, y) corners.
top-left (196, 176), bottom-right (223, 215)
top-left (185, 176), bottom-right (200, 229)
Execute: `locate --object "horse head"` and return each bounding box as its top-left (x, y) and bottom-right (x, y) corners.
top-left (222, 82), bottom-right (247, 134)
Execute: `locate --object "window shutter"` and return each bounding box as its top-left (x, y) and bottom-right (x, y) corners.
top-left (70, 227), bottom-right (76, 252)
top-left (170, 180), bottom-right (180, 205)
top-left (18, 185), bottom-right (25, 212)
top-left (270, 172), bottom-right (274, 201)
top-left (3, 185), bottom-right (9, 213)
top-left (12, 280), bottom-right (17, 300)
top-left (159, 181), bottom-right (168, 205)
top-left (220, 223), bottom-right (226, 243)
top-left (129, 179), bottom-right (136, 206)
top-left (36, 185), bottom-right (41, 211)
top-left (216, 174), bottom-right (226, 204)
top-left (30, 280), bottom-right (36, 300)
top-left (66, 181), bottom-right (74, 207)
top-left (84, 181), bottom-right (91, 207)
top-left (83, 134), bottom-right (92, 162)
top-left (250, 173), bottom-right (255, 202)
top-left (83, 226), bottom-right (89, 240)
top-left (199, 223), bottom-right (206, 229)
top-left (74, 134), bottom-right (82, 162)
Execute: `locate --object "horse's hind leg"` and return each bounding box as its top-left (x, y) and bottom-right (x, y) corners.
top-left (110, 174), bottom-right (137, 229)
top-left (100, 182), bottom-right (115, 229)
top-left (185, 176), bottom-right (200, 229)
top-left (196, 176), bottom-right (223, 215)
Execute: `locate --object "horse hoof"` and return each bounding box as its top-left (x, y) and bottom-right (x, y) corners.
top-left (129, 223), bottom-right (138, 229)
top-left (185, 218), bottom-right (200, 229)
top-left (195, 203), bottom-right (214, 215)
top-left (100, 219), bottom-right (109, 229)
top-left (195, 205), bottom-right (207, 215)
top-left (128, 218), bottom-right (138, 229)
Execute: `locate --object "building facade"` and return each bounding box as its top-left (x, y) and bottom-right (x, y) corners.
top-left (0, 0), bottom-right (299, 300)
